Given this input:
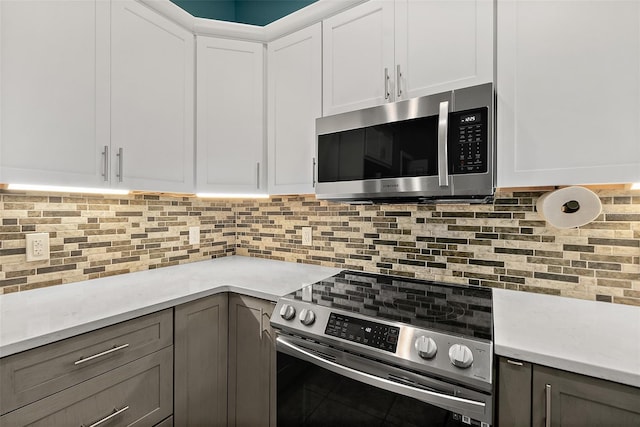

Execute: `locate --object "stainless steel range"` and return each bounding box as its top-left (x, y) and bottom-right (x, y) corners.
top-left (271, 270), bottom-right (494, 427)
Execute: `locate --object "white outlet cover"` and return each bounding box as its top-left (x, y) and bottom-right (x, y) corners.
top-left (189, 226), bottom-right (200, 245)
top-left (302, 227), bottom-right (313, 246)
top-left (26, 232), bottom-right (50, 262)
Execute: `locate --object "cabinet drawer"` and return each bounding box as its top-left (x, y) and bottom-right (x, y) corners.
top-left (0, 309), bottom-right (172, 415)
top-left (0, 346), bottom-right (173, 426)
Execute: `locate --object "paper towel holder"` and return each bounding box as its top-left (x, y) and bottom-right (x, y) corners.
top-left (536, 186), bottom-right (602, 229)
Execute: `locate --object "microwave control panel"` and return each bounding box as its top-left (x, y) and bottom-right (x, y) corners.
top-left (450, 108), bottom-right (488, 174)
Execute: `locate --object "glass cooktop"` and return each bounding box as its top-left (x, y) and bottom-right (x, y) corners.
top-left (286, 271), bottom-right (493, 341)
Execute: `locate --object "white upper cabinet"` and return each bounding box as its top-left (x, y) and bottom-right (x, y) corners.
top-left (0, 0), bottom-right (110, 187)
top-left (267, 23), bottom-right (322, 195)
top-left (395, 0), bottom-right (493, 101)
top-left (196, 37), bottom-right (265, 195)
top-left (111, 0), bottom-right (195, 193)
top-left (0, 0), bottom-right (194, 193)
top-left (322, 0), bottom-right (493, 116)
top-left (497, 0), bottom-right (640, 187)
top-left (322, 1), bottom-right (394, 116)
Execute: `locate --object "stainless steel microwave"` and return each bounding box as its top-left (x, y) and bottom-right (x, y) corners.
top-left (315, 83), bottom-right (495, 203)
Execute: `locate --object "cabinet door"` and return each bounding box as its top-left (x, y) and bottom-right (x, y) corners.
top-left (196, 37), bottom-right (265, 195)
top-left (0, 0), bottom-right (110, 187)
top-left (497, 0), bottom-right (640, 187)
top-left (174, 294), bottom-right (228, 426)
top-left (395, 0), bottom-right (493, 100)
top-left (267, 23), bottom-right (322, 195)
top-left (228, 294), bottom-right (276, 427)
top-left (322, 0), bottom-right (395, 115)
top-left (111, 0), bottom-right (194, 193)
top-left (497, 357), bottom-right (532, 427)
top-left (532, 365), bottom-right (640, 427)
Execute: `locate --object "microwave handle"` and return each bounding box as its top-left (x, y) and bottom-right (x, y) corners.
top-left (437, 101), bottom-right (450, 187)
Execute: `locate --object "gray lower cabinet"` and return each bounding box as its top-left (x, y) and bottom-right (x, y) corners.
top-left (497, 358), bottom-right (532, 426)
top-left (174, 293), bottom-right (229, 426)
top-left (0, 309), bottom-right (172, 415)
top-left (0, 346), bottom-right (173, 426)
top-left (0, 291), bottom-right (278, 427)
top-left (498, 357), bottom-right (640, 427)
top-left (532, 365), bottom-right (640, 427)
top-left (155, 415), bottom-right (174, 427)
top-left (227, 294), bottom-right (276, 427)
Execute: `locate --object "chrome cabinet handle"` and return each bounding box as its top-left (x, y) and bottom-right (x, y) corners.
top-left (74, 343), bottom-right (130, 365)
top-left (506, 359), bottom-right (524, 366)
top-left (116, 148), bottom-right (124, 183)
top-left (396, 64), bottom-right (402, 98)
top-left (256, 162), bottom-right (261, 189)
top-left (384, 67), bottom-right (390, 100)
top-left (83, 406), bottom-right (129, 427)
top-left (312, 157), bottom-right (316, 187)
top-left (277, 336), bottom-right (486, 415)
top-left (102, 146), bottom-right (109, 181)
top-left (259, 307), bottom-right (264, 339)
top-left (260, 311), bottom-right (271, 340)
top-left (437, 101), bottom-right (450, 187)
top-left (545, 384), bottom-right (552, 427)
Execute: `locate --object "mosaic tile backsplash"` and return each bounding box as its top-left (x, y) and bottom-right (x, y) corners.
top-left (0, 192), bottom-right (235, 293)
top-left (235, 190), bottom-right (639, 306)
top-left (1, 189), bottom-right (639, 306)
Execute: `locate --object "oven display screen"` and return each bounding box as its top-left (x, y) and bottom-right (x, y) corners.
top-left (325, 313), bottom-right (399, 353)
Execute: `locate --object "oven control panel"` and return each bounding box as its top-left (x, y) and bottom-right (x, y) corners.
top-left (271, 297), bottom-right (493, 392)
top-left (325, 312), bottom-right (399, 353)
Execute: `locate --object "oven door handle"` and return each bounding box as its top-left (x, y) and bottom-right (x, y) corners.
top-left (276, 336), bottom-right (487, 416)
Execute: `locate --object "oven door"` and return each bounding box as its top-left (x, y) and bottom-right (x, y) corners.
top-left (276, 334), bottom-right (493, 427)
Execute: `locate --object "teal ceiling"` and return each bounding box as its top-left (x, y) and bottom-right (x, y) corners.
top-left (171, 0), bottom-right (318, 26)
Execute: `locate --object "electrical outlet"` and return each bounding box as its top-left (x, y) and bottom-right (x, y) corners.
top-left (26, 233), bottom-right (50, 262)
top-left (189, 226), bottom-right (200, 245)
top-left (302, 227), bottom-right (313, 246)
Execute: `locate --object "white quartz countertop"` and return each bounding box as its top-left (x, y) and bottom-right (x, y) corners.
top-left (2, 259), bottom-right (639, 389)
top-left (0, 256), bottom-right (341, 358)
top-left (493, 288), bottom-right (640, 388)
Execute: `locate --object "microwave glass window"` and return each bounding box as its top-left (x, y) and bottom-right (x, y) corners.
top-left (317, 115), bottom-right (439, 183)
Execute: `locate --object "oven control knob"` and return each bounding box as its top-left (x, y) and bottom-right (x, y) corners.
top-left (415, 336), bottom-right (438, 359)
top-left (279, 304), bottom-right (296, 321)
top-left (449, 344), bottom-right (474, 368)
top-left (299, 309), bottom-right (316, 326)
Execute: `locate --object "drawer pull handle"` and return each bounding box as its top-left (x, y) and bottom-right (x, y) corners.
top-left (74, 343), bottom-right (130, 365)
top-left (545, 384), bottom-right (552, 427)
top-left (506, 359), bottom-right (524, 366)
top-left (83, 405), bottom-right (129, 427)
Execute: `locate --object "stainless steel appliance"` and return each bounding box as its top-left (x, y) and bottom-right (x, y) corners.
top-left (315, 83), bottom-right (494, 203)
top-left (271, 271), bottom-right (494, 426)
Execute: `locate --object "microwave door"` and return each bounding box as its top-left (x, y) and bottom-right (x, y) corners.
top-left (315, 90), bottom-right (456, 201)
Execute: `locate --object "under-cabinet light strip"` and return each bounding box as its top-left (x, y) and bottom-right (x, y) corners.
top-left (7, 183), bottom-right (130, 195)
top-left (196, 193), bottom-right (270, 199)
top-left (631, 183), bottom-right (640, 190)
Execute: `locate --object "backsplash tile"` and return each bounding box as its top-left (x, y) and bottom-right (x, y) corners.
top-left (235, 190), bottom-right (640, 306)
top-left (2, 188), bottom-right (639, 306)
top-left (0, 191), bottom-right (235, 294)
